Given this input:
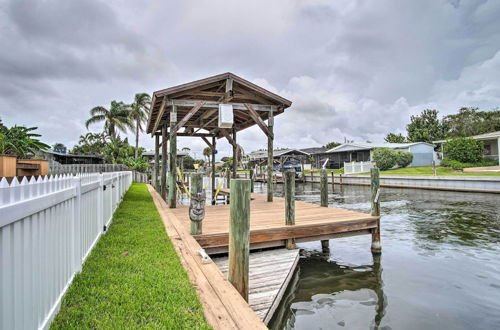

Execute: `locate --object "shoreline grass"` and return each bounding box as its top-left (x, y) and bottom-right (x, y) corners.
top-left (51, 183), bottom-right (210, 329)
top-left (359, 166), bottom-right (500, 177)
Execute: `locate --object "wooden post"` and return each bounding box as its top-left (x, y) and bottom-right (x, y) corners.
top-left (249, 169), bottom-right (254, 193)
top-left (154, 133), bottom-right (159, 191)
top-left (168, 105), bottom-right (177, 208)
top-left (432, 160), bottom-right (437, 176)
top-left (160, 126), bottom-right (168, 200)
top-left (340, 173), bottom-right (343, 185)
top-left (190, 173), bottom-right (204, 235)
top-left (371, 167), bottom-right (381, 254)
top-left (232, 128), bottom-right (237, 179)
top-left (310, 170), bottom-right (313, 182)
top-left (228, 179), bottom-right (251, 301)
top-left (331, 171), bottom-right (335, 193)
top-left (267, 109), bottom-right (274, 202)
top-left (320, 169), bottom-right (329, 251)
top-left (284, 171), bottom-right (296, 249)
top-left (211, 136), bottom-right (216, 205)
top-left (226, 168), bottom-right (231, 188)
top-left (320, 169), bottom-right (328, 207)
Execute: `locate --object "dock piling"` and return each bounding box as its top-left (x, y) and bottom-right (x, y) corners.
top-left (190, 173), bottom-right (204, 235)
top-left (331, 171), bottom-right (335, 193)
top-left (371, 167), bottom-right (382, 254)
top-left (228, 179), bottom-right (251, 301)
top-left (320, 169), bottom-right (328, 207)
top-left (249, 169), bottom-right (254, 193)
top-left (320, 169), bottom-right (330, 252)
top-left (284, 170), bottom-right (296, 249)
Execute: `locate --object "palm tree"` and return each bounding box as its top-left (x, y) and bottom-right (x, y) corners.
top-left (203, 146), bottom-right (212, 168)
top-left (85, 101), bottom-right (133, 138)
top-left (0, 125), bottom-right (50, 158)
top-left (129, 93), bottom-right (151, 159)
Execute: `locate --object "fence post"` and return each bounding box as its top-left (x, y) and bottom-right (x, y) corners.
top-left (228, 179), bottom-right (250, 301)
top-left (371, 167), bottom-right (381, 254)
top-left (72, 176), bottom-right (82, 273)
top-left (190, 173), bottom-right (204, 235)
top-left (284, 171), bottom-right (295, 249)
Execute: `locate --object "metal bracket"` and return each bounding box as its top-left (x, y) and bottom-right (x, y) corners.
top-left (374, 188), bottom-right (381, 203)
top-left (103, 185), bottom-right (107, 191)
top-left (197, 249), bottom-right (212, 264)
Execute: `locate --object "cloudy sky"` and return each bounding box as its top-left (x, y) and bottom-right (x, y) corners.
top-left (1, 0), bottom-right (500, 159)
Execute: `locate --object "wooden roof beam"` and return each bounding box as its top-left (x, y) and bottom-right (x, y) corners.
top-left (201, 136), bottom-right (214, 149)
top-left (244, 103), bottom-right (274, 139)
top-left (172, 99), bottom-right (274, 111)
top-left (169, 101), bottom-right (206, 136)
top-left (151, 97), bottom-right (168, 136)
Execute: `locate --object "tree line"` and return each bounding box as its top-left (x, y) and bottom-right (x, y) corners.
top-left (385, 107), bottom-right (500, 143)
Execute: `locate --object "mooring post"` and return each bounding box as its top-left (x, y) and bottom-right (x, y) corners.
top-left (371, 167), bottom-right (382, 254)
top-left (310, 170), bottom-right (313, 182)
top-left (331, 171), bottom-right (335, 193)
top-left (226, 169), bottom-right (231, 188)
top-left (320, 169), bottom-right (328, 207)
top-left (190, 173), bottom-right (204, 235)
top-left (284, 170), bottom-right (296, 249)
top-left (228, 179), bottom-right (251, 301)
top-left (432, 160), bottom-right (437, 176)
top-left (249, 168), bottom-right (254, 193)
top-left (320, 169), bottom-right (329, 252)
top-left (340, 173), bottom-right (343, 185)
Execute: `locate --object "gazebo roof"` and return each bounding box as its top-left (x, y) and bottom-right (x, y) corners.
top-left (146, 72), bottom-right (292, 137)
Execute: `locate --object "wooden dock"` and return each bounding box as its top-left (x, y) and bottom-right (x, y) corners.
top-left (214, 249), bottom-right (300, 324)
top-left (148, 184), bottom-right (379, 329)
top-left (172, 188), bottom-right (379, 253)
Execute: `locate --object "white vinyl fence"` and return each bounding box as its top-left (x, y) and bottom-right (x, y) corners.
top-left (344, 161), bottom-right (374, 175)
top-left (49, 163), bottom-right (128, 175)
top-left (0, 171), bottom-right (132, 330)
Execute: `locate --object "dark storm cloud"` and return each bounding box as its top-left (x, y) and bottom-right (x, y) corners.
top-left (1, 0), bottom-right (500, 159)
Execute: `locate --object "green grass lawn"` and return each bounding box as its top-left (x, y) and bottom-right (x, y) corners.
top-left (368, 166), bottom-right (500, 177)
top-left (51, 183), bottom-right (210, 329)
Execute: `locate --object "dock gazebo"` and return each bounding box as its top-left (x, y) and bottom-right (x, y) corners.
top-left (146, 72), bottom-right (292, 207)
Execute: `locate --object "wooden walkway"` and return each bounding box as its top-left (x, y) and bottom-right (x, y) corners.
top-left (214, 249), bottom-right (299, 324)
top-left (148, 185), bottom-right (267, 330)
top-left (171, 188), bottom-right (379, 253)
top-left (148, 185), bottom-right (379, 329)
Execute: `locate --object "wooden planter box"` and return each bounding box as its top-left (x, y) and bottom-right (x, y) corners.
top-left (17, 159), bottom-right (49, 176)
top-left (0, 156), bottom-right (49, 178)
top-left (0, 155), bottom-right (17, 177)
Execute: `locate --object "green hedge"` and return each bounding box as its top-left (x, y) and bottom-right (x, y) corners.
top-left (443, 137), bottom-right (484, 163)
top-left (441, 157), bottom-right (497, 170)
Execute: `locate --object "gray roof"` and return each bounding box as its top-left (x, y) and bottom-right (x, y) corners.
top-left (434, 131), bottom-right (500, 143)
top-left (300, 147), bottom-right (327, 155)
top-left (247, 148), bottom-right (310, 160)
top-left (43, 149), bottom-right (102, 159)
top-left (142, 150), bottom-right (189, 157)
top-left (327, 142), bottom-right (434, 153)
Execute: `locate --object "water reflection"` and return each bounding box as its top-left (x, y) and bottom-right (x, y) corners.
top-left (258, 182), bottom-right (500, 330)
top-left (270, 252), bottom-right (386, 330)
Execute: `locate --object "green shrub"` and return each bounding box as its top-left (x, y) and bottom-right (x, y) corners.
top-left (372, 148), bottom-right (397, 170)
top-left (441, 157), bottom-right (498, 170)
top-left (395, 150), bottom-right (413, 168)
top-left (443, 137), bottom-right (484, 163)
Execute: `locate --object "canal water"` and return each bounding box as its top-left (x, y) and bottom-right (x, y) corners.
top-left (253, 182), bottom-right (500, 330)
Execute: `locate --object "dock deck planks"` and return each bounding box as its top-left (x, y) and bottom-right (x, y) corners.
top-left (169, 189), bottom-right (379, 252)
top-left (214, 249), bottom-right (300, 324)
